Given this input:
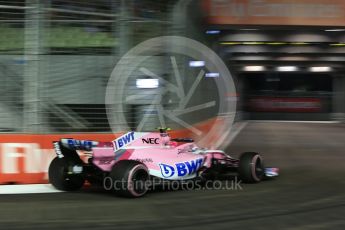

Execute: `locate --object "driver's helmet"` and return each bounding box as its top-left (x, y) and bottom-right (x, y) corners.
top-left (160, 134), bottom-right (171, 146)
top-left (158, 128), bottom-right (171, 145)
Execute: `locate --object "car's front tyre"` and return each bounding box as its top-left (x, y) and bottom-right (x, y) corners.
top-left (238, 152), bottom-right (265, 183)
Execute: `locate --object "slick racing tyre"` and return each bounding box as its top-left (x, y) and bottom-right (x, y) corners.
top-left (48, 157), bottom-right (85, 191)
top-left (238, 152), bottom-right (265, 183)
top-left (109, 160), bottom-right (149, 198)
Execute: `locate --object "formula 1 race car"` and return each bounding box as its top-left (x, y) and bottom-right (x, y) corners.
top-left (49, 128), bottom-right (279, 197)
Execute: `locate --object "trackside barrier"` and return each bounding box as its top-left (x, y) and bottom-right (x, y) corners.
top-left (0, 134), bottom-right (116, 184)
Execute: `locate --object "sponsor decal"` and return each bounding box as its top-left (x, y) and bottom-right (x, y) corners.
top-left (177, 145), bottom-right (195, 154)
top-left (142, 138), bottom-right (159, 144)
top-left (159, 158), bottom-right (204, 178)
top-left (63, 139), bottom-right (97, 151)
top-left (53, 142), bottom-right (64, 158)
top-left (132, 158), bottom-right (153, 163)
top-left (113, 132), bottom-right (135, 151)
top-left (159, 164), bottom-right (175, 178)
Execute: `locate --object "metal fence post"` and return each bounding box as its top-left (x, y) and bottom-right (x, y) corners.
top-left (118, 0), bottom-right (130, 57)
top-left (23, 0), bottom-right (44, 133)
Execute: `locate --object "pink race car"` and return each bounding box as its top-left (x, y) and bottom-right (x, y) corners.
top-left (49, 128), bottom-right (279, 197)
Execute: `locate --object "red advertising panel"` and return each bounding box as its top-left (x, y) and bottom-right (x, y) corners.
top-left (249, 97), bottom-right (322, 112)
top-left (203, 0), bottom-right (345, 26)
top-left (0, 134), bottom-right (116, 184)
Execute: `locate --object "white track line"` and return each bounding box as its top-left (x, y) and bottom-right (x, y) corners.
top-left (0, 184), bottom-right (63, 194)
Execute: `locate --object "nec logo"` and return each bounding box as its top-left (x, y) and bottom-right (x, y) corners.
top-left (142, 138), bottom-right (159, 144)
top-left (159, 158), bottom-right (203, 178)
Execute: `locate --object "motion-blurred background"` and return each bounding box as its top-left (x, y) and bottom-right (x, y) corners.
top-left (0, 1), bottom-right (344, 229)
top-left (1, 0), bottom-right (344, 134)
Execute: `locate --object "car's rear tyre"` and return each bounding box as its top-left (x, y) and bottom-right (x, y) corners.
top-left (48, 157), bottom-right (85, 191)
top-left (109, 160), bottom-right (149, 198)
top-left (238, 152), bottom-right (264, 183)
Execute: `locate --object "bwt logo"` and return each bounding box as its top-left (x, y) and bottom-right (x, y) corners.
top-left (159, 158), bottom-right (203, 178)
top-left (113, 132), bottom-right (135, 150)
top-left (142, 138), bottom-right (159, 144)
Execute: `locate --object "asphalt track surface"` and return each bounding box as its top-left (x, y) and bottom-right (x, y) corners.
top-left (0, 122), bottom-right (344, 229)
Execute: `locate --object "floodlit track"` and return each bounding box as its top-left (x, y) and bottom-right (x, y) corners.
top-left (0, 122), bottom-right (344, 229)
